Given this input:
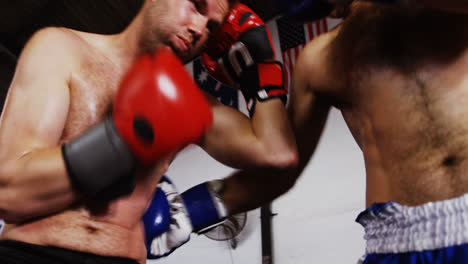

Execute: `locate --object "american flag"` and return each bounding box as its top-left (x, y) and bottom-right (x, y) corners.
top-left (276, 17), bottom-right (329, 91)
top-left (192, 58), bottom-right (239, 109)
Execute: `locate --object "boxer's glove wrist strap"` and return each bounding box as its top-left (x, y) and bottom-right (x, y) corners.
top-left (240, 60), bottom-right (287, 117)
top-left (62, 116), bottom-right (136, 201)
top-left (181, 180), bottom-right (228, 233)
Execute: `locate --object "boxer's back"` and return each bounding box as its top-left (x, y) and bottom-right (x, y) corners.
top-left (327, 3), bottom-right (468, 206)
top-left (1, 27), bottom-right (165, 263)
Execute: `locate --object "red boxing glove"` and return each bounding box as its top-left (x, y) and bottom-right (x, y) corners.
top-left (200, 52), bottom-right (234, 87)
top-left (201, 3), bottom-right (287, 115)
top-left (204, 3), bottom-right (275, 63)
top-left (63, 48), bottom-right (212, 200)
top-left (114, 47), bottom-right (213, 166)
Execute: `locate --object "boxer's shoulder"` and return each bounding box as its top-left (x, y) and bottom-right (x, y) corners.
top-left (23, 27), bottom-right (82, 61)
top-left (14, 28), bottom-right (82, 95)
top-left (294, 29), bottom-right (340, 94)
top-left (25, 27), bottom-right (115, 75)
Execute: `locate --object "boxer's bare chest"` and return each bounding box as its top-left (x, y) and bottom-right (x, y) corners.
top-left (332, 5), bottom-right (468, 143)
top-left (59, 42), bottom-right (161, 214)
top-left (3, 39), bottom-right (152, 260)
top-left (61, 52), bottom-right (121, 142)
top-left (330, 5), bottom-right (468, 204)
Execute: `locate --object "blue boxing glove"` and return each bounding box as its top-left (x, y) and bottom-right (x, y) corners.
top-left (143, 176), bottom-right (227, 259)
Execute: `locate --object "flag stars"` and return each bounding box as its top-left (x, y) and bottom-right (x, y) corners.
top-left (193, 58), bottom-right (239, 109)
top-left (198, 70), bottom-right (209, 84)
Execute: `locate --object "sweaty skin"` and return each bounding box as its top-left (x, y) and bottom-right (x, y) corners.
top-left (0, 27), bottom-right (169, 263)
top-left (216, 1), bottom-right (468, 216)
top-left (0, 0), bottom-right (232, 262)
top-left (0, 0), bottom-right (298, 262)
top-left (295, 2), bottom-right (468, 207)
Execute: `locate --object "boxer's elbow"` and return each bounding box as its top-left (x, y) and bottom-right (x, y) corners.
top-left (0, 189), bottom-right (48, 224)
top-left (0, 165), bottom-right (25, 222)
top-left (0, 192), bottom-right (26, 224)
top-left (0, 161), bottom-right (16, 203)
top-left (0, 163), bottom-right (43, 223)
top-left (0, 208), bottom-right (29, 224)
top-left (260, 145), bottom-right (299, 171)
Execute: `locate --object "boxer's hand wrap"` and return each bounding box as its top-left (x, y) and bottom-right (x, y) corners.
top-left (202, 3), bottom-right (287, 116)
top-left (63, 48), bottom-right (213, 201)
top-left (144, 177), bottom-right (227, 259)
top-left (239, 60), bottom-right (286, 116)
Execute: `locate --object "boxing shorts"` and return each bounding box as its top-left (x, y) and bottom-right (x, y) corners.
top-left (356, 193), bottom-right (468, 263)
top-left (0, 240), bottom-right (139, 264)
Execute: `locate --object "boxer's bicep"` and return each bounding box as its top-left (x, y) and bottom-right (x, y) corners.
top-left (0, 28), bottom-right (71, 157)
top-left (289, 41), bottom-right (331, 169)
top-left (199, 93), bottom-right (261, 168)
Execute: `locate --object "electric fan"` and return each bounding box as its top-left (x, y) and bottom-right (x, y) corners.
top-left (202, 212), bottom-right (248, 249)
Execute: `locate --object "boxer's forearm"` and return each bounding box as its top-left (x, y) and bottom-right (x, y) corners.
top-left (221, 167), bottom-right (299, 215)
top-left (250, 99), bottom-right (299, 168)
top-left (0, 147), bottom-right (79, 223)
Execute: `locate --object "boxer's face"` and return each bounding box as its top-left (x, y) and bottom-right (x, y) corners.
top-left (142, 0), bottom-right (230, 62)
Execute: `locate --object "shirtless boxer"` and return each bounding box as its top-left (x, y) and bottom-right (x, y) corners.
top-left (238, 1), bottom-right (468, 263)
top-left (151, 0), bottom-right (468, 263)
top-left (142, 3), bottom-right (297, 258)
top-left (0, 0), bottom-right (298, 263)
